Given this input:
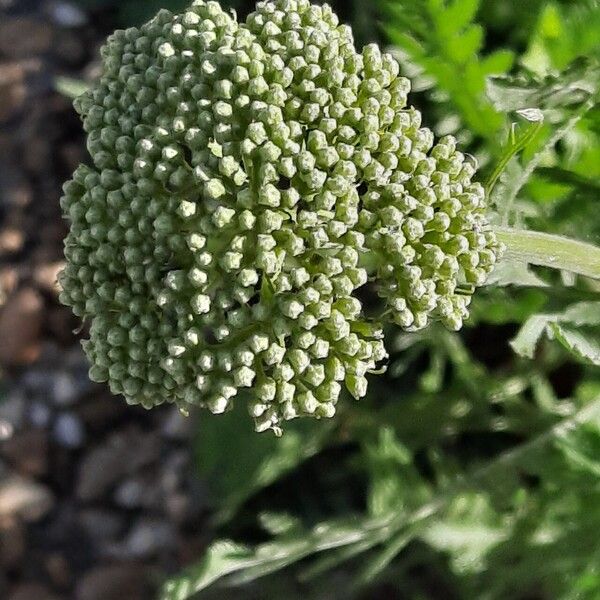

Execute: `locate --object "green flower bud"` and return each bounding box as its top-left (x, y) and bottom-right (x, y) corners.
top-left (61, 0), bottom-right (500, 433)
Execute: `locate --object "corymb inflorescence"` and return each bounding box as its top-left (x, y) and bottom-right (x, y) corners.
top-left (59, 0), bottom-right (502, 432)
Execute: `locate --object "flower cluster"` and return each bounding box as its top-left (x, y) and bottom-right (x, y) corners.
top-left (59, 0), bottom-right (501, 432)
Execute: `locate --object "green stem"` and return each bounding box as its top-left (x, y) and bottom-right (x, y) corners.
top-left (484, 116), bottom-right (544, 198)
top-left (495, 227), bottom-right (600, 280)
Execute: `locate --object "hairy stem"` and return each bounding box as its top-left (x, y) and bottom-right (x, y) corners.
top-left (495, 227), bottom-right (600, 280)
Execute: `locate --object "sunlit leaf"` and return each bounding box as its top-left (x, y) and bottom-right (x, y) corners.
top-left (511, 302), bottom-right (600, 360)
top-left (549, 324), bottom-right (600, 366)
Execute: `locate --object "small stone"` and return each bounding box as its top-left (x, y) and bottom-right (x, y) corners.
top-left (45, 552), bottom-right (72, 589)
top-left (0, 61), bottom-right (34, 123)
top-left (0, 19), bottom-right (54, 59)
top-left (0, 79), bottom-right (26, 123)
top-left (0, 421), bottom-right (12, 441)
top-left (53, 413), bottom-right (85, 448)
top-left (0, 228), bottom-right (24, 254)
top-left (0, 267), bottom-right (18, 305)
top-left (0, 475), bottom-right (54, 521)
top-left (1, 429), bottom-right (49, 476)
top-left (123, 518), bottom-right (177, 558)
top-left (28, 401), bottom-right (52, 428)
top-left (79, 509), bottom-right (125, 543)
top-left (113, 478), bottom-right (146, 509)
top-left (76, 429), bottom-right (160, 500)
top-left (75, 564), bottom-right (148, 600)
top-left (21, 368), bottom-right (52, 393)
top-left (159, 451), bottom-right (188, 494)
top-left (0, 389), bottom-right (25, 430)
top-left (0, 287), bottom-right (43, 366)
top-left (51, 372), bottom-right (79, 406)
top-left (0, 518), bottom-right (25, 568)
top-left (47, 1), bottom-right (88, 27)
top-left (0, 174), bottom-right (32, 209)
top-left (165, 492), bottom-right (192, 524)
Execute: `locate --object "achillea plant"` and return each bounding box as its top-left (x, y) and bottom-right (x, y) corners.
top-left (59, 0), bottom-right (600, 433)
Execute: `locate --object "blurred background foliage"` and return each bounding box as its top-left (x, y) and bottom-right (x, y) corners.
top-left (70, 0), bottom-right (600, 598)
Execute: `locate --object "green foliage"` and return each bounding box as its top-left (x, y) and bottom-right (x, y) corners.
top-left (381, 0), bottom-right (514, 140)
top-left (167, 395), bottom-right (600, 598)
top-left (195, 402), bottom-right (333, 523)
top-left (522, 1), bottom-right (600, 74)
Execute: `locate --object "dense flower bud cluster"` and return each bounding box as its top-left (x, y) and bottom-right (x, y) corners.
top-left (59, 0), bottom-right (501, 432)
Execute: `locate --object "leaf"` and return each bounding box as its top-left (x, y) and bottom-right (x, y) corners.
top-left (54, 76), bottom-right (89, 99)
top-left (355, 530), bottom-right (412, 584)
top-left (258, 512), bottom-right (301, 536)
top-left (442, 0), bottom-right (479, 32)
top-left (161, 515), bottom-right (394, 598)
top-left (485, 56), bottom-right (598, 229)
top-left (510, 314), bottom-right (553, 359)
top-left (486, 59), bottom-right (598, 115)
top-left (484, 259), bottom-right (549, 288)
top-left (510, 302), bottom-right (600, 360)
top-left (522, 2), bottom-right (600, 74)
top-left (164, 394), bottom-right (600, 598)
top-left (486, 110), bottom-right (544, 199)
top-left (422, 493), bottom-right (508, 574)
top-left (561, 302), bottom-right (600, 327)
top-left (161, 540), bottom-right (255, 599)
top-left (549, 324), bottom-right (600, 366)
top-left (363, 427), bottom-right (430, 518)
top-left (382, 0), bottom-right (514, 139)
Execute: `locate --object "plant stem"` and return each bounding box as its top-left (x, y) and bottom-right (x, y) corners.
top-left (495, 227), bottom-right (600, 280)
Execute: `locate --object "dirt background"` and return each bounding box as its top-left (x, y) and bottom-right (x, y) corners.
top-left (0, 2), bottom-right (210, 598)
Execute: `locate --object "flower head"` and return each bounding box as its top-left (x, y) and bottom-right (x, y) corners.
top-left (60, 0), bottom-right (501, 432)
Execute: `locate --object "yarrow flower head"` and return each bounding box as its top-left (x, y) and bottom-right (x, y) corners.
top-left (59, 0), bottom-right (502, 433)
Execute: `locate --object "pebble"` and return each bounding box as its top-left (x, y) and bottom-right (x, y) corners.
top-left (46, 1), bottom-right (88, 28)
top-left (0, 287), bottom-right (43, 366)
top-left (76, 429), bottom-right (161, 501)
top-left (75, 564), bottom-right (148, 600)
top-left (52, 372), bottom-right (80, 406)
top-left (0, 518), bottom-right (25, 569)
top-left (28, 401), bottom-right (52, 428)
top-left (53, 412), bottom-right (85, 448)
top-left (0, 475), bottom-right (54, 521)
top-left (21, 368), bottom-right (52, 393)
top-left (0, 266), bottom-right (18, 303)
top-left (0, 18), bottom-right (54, 59)
top-left (0, 61), bottom-right (28, 123)
top-left (113, 477), bottom-right (147, 509)
top-left (78, 509), bottom-right (125, 543)
top-left (45, 552), bottom-right (72, 589)
top-left (122, 518), bottom-right (177, 559)
top-left (1, 429), bottom-right (49, 476)
top-left (33, 261), bottom-right (64, 295)
top-left (0, 389), bottom-right (25, 430)
top-left (0, 227), bottom-right (24, 254)
top-left (0, 421), bottom-right (12, 441)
